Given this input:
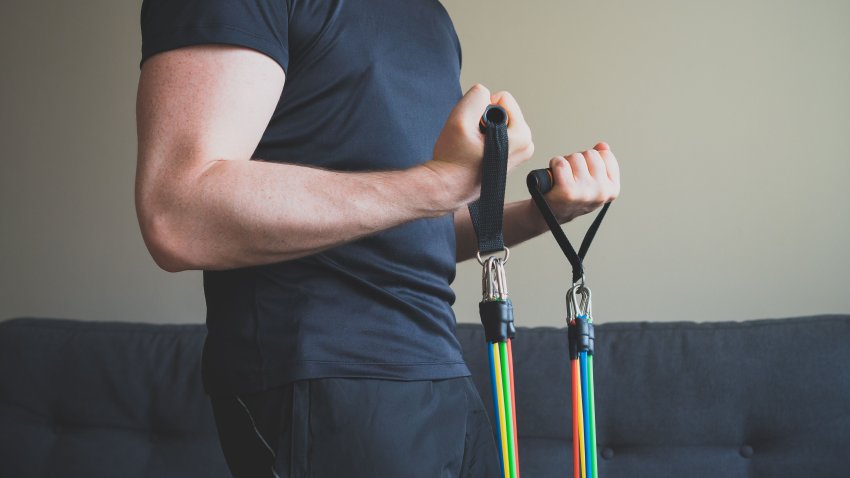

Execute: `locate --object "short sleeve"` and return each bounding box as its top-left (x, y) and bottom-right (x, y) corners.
top-left (140, 0), bottom-right (289, 72)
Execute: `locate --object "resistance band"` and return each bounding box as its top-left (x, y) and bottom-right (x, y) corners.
top-left (526, 169), bottom-right (611, 478)
top-left (469, 105), bottom-right (520, 478)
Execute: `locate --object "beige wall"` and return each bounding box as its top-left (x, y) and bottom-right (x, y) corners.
top-left (1, 0), bottom-right (848, 326)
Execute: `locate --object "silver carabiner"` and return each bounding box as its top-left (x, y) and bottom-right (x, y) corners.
top-left (480, 253), bottom-right (510, 302)
top-left (566, 283), bottom-right (592, 324)
top-left (495, 258), bottom-right (508, 299)
top-left (480, 257), bottom-right (496, 300)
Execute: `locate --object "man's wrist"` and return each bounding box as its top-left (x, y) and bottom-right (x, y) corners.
top-left (517, 198), bottom-right (551, 236)
top-left (414, 161), bottom-right (474, 216)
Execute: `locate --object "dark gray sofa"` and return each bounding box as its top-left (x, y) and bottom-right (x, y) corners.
top-left (1, 315), bottom-right (849, 477)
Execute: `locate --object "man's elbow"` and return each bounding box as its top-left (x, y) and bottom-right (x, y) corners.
top-left (136, 204), bottom-right (194, 273)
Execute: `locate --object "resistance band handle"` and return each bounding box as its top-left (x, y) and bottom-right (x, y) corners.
top-left (479, 104), bottom-right (509, 133)
top-left (527, 168), bottom-right (553, 194)
top-left (468, 105), bottom-right (510, 255)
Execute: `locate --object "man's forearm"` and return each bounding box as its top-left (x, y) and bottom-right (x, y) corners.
top-left (138, 158), bottom-right (456, 271)
top-left (454, 198), bottom-right (550, 262)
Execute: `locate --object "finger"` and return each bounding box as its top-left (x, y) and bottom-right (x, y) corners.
top-left (491, 91), bottom-right (532, 162)
top-left (583, 149), bottom-right (608, 181)
top-left (598, 149), bottom-right (620, 183)
top-left (565, 152), bottom-right (591, 180)
top-left (455, 84), bottom-right (492, 130)
top-left (490, 91), bottom-right (526, 125)
top-left (490, 91), bottom-right (530, 142)
top-left (594, 142), bottom-right (610, 152)
top-left (549, 156), bottom-right (576, 186)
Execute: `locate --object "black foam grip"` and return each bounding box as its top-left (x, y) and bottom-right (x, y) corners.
top-left (527, 168), bottom-right (553, 194)
top-left (479, 104), bottom-right (508, 133)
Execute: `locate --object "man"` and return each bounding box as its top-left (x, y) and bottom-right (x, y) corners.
top-left (135, 0), bottom-right (620, 476)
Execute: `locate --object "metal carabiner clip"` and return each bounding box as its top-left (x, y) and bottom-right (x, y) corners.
top-left (480, 250), bottom-right (510, 302)
top-left (566, 282), bottom-right (592, 324)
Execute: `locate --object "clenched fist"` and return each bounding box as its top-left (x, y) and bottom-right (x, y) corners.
top-left (545, 142), bottom-right (621, 223)
top-left (426, 84), bottom-right (534, 208)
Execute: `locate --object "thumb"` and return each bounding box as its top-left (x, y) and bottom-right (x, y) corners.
top-left (453, 83), bottom-right (492, 129)
top-left (594, 141), bottom-right (610, 152)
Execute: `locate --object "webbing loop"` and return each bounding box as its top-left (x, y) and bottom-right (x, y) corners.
top-left (526, 169), bottom-right (611, 284)
top-left (468, 104), bottom-right (510, 256)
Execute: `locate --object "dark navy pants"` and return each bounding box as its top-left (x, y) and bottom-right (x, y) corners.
top-left (209, 377), bottom-right (500, 478)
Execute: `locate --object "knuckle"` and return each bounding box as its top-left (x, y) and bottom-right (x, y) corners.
top-left (599, 183), bottom-right (617, 202)
top-left (596, 190), bottom-right (608, 203)
top-left (514, 132), bottom-right (532, 151)
top-left (520, 127), bottom-right (531, 143)
top-left (520, 145), bottom-right (533, 161)
top-left (454, 120), bottom-right (474, 137)
top-left (471, 84), bottom-right (491, 98)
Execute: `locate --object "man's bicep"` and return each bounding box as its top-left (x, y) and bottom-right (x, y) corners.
top-left (136, 44), bottom-right (285, 186)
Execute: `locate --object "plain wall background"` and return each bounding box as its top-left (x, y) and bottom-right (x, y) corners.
top-left (1, 0), bottom-right (848, 326)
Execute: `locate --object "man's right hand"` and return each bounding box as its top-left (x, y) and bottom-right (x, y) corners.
top-left (426, 84), bottom-right (535, 208)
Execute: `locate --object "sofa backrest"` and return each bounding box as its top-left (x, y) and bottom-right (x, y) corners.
top-left (0, 318), bottom-right (222, 478)
top-left (1, 315), bottom-right (849, 477)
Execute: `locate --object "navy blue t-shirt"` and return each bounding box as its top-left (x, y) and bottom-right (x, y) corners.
top-left (140, 0), bottom-right (469, 395)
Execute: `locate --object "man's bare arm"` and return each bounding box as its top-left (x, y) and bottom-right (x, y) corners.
top-left (135, 45), bottom-right (533, 272)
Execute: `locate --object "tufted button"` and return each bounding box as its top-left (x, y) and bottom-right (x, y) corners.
top-left (739, 445), bottom-right (754, 458)
top-left (601, 447), bottom-right (614, 460)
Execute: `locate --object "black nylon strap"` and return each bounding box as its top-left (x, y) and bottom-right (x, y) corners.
top-left (526, 169), bottom-right (611, 283)
top-left (468, 105), bottom-right (509, 255)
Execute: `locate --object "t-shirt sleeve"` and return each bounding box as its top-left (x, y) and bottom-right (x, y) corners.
top-left (139, 0), bottom-right (289, 72)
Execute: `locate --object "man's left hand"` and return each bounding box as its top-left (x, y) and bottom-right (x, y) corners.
top-left (545, 142), bottom-right (621, 223)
